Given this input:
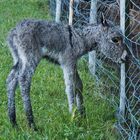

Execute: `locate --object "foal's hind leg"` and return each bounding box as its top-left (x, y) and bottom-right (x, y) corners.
top-left (6, 64), bottom-right (18, 126)
top-left (75, 70), bottom-right (85, 116)
top-left (18, 64), bottom-right (36, 130)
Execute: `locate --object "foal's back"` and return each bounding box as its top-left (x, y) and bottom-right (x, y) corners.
top-left (8, 20), bottom-right (71, 57)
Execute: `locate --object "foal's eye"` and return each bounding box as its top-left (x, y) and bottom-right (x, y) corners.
top-left (111, 37), bottom-right (121, 44)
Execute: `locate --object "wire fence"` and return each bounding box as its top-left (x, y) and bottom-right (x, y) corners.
top-left (50, 0), bottom-right (140, 139)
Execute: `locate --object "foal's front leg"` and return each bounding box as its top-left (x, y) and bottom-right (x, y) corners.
top-left (75, 70), bottom-right (85, 116)
top-left (62, 65), bottom-right (76, 113)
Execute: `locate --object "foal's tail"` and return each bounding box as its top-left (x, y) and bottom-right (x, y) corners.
top-left (7, 28), bottom-right (19, 66)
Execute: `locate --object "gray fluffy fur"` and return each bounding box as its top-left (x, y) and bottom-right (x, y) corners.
top-left (6, 18), bottom-right (126, 129)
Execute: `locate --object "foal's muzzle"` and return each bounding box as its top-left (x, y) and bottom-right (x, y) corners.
top-left (118, 50), bottom-right (127, 63)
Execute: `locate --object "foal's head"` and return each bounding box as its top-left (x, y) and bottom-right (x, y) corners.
top-left (98, 14), bottom-right (127, 63)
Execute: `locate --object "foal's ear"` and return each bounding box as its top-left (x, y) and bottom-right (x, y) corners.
top-left (101, 13), bottom-right (108, 26)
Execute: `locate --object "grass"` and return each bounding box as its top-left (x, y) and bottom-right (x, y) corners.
top-left (0, 0), bottom-right (118, 139)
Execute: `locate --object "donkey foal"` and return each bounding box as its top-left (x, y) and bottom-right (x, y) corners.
top-left (6, 17), bottom-right (126, 129)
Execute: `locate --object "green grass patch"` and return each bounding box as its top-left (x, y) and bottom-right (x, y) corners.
top-left (0, 0), bottom-right (119, 139)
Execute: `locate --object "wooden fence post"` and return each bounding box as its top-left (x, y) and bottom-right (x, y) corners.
top-left (55, 0), bottom-right (62, 23)
top-left (69, 0), bottom-right (74, 25)
top-left (89, 0), bottom-right (97, 76)
top-left (119, 0), bottom-right (130, 117)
